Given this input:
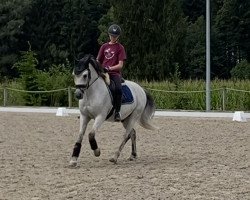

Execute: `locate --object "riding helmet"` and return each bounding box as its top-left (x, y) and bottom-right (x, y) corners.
top-left (108, 24), bottom-right (121, 37)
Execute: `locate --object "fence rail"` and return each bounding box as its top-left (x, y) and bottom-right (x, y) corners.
top-left (0, 86), bottom-right (249, 110)
top-left (0, 86), bottom-right (73, 108)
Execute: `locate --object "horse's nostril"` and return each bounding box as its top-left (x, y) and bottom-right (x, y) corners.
top-left (75, 89), bottom-right (83, 99)
top-left (75, 93), bottom-right (82, 99)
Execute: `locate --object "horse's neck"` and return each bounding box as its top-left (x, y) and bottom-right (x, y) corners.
top-left (87, 66), bottom-right (110, 102)
top-left (89, 65), bottom-right (99, 85)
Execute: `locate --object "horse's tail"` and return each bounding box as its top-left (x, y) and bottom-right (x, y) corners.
top-left (139, 90), bottom-right (159, 130)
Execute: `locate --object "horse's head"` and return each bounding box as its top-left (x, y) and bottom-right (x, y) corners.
top-left (73, 54), bottom-right (101, 99)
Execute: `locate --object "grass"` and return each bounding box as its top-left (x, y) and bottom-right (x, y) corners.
top-left (1, 79), bottom-right (250, 111)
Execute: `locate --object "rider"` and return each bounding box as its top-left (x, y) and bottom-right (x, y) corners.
top-left (96, 24), bottom-right (126, 122)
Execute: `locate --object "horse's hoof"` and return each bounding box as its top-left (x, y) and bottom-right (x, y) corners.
top-left (128, 155), bottom-right (137, 161)
top-left (69, 160), bottom-right (78, 167)
top-left (94, 148), bottom-right (101, 157)
top-left (109, 158), bottom-right (117, 164)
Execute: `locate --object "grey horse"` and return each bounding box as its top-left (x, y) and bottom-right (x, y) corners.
top-left (70, 54), bottom-right (157, 166)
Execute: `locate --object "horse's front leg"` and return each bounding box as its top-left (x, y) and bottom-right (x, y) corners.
top-left (69, 115), bottom-right (90, 167)
top-left (88, 115), bottom-right (106, 157)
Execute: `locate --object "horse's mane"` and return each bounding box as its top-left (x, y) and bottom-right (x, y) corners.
top-left (74, 54), bottom-right (103, 75)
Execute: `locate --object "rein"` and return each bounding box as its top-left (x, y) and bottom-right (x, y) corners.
top-left (87, 74), bottom-right (99, 89)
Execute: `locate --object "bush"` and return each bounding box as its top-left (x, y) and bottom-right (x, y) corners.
top-left (231, 60), bottom-right (250, 79)
top-left (13, 44), bottom-right (74, 106)
top-left (36, 62), bottom-right (73, 106)
top-left (140, 79), bottom-right (250, 111)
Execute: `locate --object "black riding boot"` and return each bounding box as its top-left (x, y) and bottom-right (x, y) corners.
top-left (114, 93), bottom-right (122, 121)
top-left (110, 75), bottom-right (122, 122)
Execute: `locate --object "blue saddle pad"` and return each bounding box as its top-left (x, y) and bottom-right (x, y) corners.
top-left (121, 85), bottom-right (134, 104)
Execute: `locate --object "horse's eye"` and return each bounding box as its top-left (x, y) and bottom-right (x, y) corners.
top-left (83, 74), bottom-right (88, 79)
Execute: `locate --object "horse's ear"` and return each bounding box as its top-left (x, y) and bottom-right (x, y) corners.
top-left (74, 54), bottom-right (91, 75)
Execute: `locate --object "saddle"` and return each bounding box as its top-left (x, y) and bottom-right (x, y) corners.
top-left (102, 72), bottom-right (132, 104)
top-left (102, 72), bottom-right (134, 120)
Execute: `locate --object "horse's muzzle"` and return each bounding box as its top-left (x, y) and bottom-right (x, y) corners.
top-left (75, 88), bottom-right (84, 99)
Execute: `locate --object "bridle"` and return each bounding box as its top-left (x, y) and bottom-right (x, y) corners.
top-left (74, 54), bottom-right (101, 99)
top-left (75, 67), bottom-right (99, 92)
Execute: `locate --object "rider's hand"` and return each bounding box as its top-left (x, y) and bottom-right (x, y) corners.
top-left (104, 66), bottom-right (111, 72)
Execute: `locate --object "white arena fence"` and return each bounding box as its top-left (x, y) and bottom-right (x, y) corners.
top-left (0, 86), bottom-right (249, 111)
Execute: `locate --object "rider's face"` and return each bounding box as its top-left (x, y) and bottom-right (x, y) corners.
top-left (109, 34), bottom-right (119, 43)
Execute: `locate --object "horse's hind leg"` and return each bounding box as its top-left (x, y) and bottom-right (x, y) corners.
top-left (109, 131), bottom-right (131, 164)
top-left (69, 115), bottom-right (90, 167)
top-left (109, 116), bottom-right (137, 164)
top-left (129, 129), bottom-right (137, 161)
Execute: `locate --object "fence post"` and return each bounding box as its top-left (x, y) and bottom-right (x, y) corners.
top-left (222, 86), bottom-right (226, 111)
top-left (68, 86), bottom-right (72, 108)
top-left (3, 85), bottom-right (7, 107)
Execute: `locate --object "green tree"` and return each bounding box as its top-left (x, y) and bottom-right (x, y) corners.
top-left (0, 0), bottom-right (31, 79)
top-left (98, 6), bottom-right (114, 45)
top-left (111, 0), bottom-right (187, 80)
top-left (237, 1), bottom-right (250, 62)
top-left (22, 0), bottom-right (78, 69)
top-left (181, 0), bottom-right (206, 22)
top-left (21, 0), bottom-right (108, 70)
top-left (213, 0), bottom-right (250, 78)
top-left (183, 16), bottom-right (206, 79)
top-left (13, 44), bottom-right (40, 105)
